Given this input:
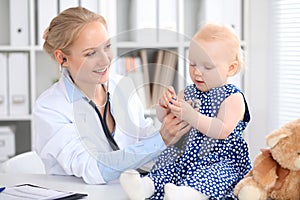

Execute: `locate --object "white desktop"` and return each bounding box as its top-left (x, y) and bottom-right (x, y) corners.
top-left (0, 173), bottom-right (128, 199)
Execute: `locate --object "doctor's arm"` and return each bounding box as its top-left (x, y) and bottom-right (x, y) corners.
top-left (34, 103), bottom-right (187, 184)
top-left (98, 112), bottom-right (190, 182)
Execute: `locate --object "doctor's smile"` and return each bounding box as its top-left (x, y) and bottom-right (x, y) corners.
top-left (93, 66), bottom-right (109, 75)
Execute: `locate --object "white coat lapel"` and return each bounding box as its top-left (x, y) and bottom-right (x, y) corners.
top-left (73, 99), bottom-right (113, 157)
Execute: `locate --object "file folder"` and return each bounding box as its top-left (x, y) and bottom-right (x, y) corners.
top-left (151, 50), bottom-right (164, 105)
top-left (138, 50), bottom-right (152, 108)
top-left (37, 0), bottom-right (58, 46)
top-left (156, 51), bottom-right (177, 104)
top-left (8, 53), bottom-right (29, 115)
top-left (0, 53), bottom-right (8, 116)
top-left (9, 0), bottom-right (29, 46)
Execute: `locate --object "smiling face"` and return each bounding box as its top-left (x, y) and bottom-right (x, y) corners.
top-left (66, 21), bottom-right (113, 91)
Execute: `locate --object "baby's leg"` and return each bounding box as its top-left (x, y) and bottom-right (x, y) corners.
top-left (119, 169), bottom-right (154, 200)
top-left (163, 183), bottom-right (209, 200)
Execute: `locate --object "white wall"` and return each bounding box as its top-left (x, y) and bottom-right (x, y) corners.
top-left (244, 0), bottom-right (273, 160)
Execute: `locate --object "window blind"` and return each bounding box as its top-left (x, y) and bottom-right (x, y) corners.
top-left (271, 0), bottom-right (300, 127)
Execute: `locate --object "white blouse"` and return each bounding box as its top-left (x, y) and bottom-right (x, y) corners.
top-left (33, 69), bottom-right (166, 184)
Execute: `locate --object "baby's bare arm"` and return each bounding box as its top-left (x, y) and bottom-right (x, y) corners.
top-left (169, 93), bottom-right (245, 139)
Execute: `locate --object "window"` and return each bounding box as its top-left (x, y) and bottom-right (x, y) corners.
top-left (271, 0), bottom-right (300, 127)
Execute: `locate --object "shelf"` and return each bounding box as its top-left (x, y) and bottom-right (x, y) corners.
top-left (0, 46), bottom-right (32, 51)
top-left (0, 115), bottom-right (32, 121)
top-left (33, 46), bottom-right (44, 51)
top-left (0, 0), bottom-right (245, 155)
top-left (116, 42), bottom-right (182, 49)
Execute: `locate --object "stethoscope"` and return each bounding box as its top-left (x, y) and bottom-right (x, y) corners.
top-left (61, 59), bottom-right (120, 151)
top-left (88, 92), bottom-right (148, 174)
top-left (62, 66), bottom-right (149, 175)
top-left (85, 92), bottom-right (120, 151)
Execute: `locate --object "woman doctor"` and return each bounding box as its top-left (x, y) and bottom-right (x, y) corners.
top-left (33, 7), bottom-right (190, 184)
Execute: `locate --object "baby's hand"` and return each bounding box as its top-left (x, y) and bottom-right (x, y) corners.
top-left (158, 86), bottom-right (177, 109)
top-left (168, 99), bottom-right (195, 121)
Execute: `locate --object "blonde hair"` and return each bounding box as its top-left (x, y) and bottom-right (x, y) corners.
top-left (194, 23), bottom-right (244, 73)
top-left (43, 7), bottom-right (107, 59)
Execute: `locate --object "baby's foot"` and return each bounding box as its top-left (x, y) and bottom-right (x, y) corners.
top-left (163, 183), bottom-right (209, 200)
top-left (120, 169), bottom-right (154, 200)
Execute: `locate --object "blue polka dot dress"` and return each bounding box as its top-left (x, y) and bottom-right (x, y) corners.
top-left (147, 84), bottom-right (252, 200)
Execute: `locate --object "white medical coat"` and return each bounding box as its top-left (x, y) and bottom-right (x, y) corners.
top-left (33, 69), bottom-right (166, 184)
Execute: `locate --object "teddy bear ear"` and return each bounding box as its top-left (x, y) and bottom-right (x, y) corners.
top-left (266, 118), bottom-right (300, 148)
top-left (266, 130), bottom-right (289, 148)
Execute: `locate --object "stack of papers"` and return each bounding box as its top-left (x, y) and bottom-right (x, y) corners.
top-left (0, 184), bottom-right (87, 200)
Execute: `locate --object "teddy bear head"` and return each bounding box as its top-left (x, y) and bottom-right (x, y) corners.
top-left (265, 118), bottom-right (300, 171)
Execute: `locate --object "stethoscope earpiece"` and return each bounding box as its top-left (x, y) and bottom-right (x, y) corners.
top-left (60, 58), bottom-right (67, 72)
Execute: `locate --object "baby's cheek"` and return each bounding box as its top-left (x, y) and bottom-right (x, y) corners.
top-left (295, 156), bottom-right (300, 169)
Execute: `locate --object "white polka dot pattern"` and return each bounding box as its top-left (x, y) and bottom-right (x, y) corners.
top-left (147, 84), bottom-right (252, 200)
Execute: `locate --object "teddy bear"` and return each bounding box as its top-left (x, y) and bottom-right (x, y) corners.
top-left (234, 118), bottom-right (300, 200)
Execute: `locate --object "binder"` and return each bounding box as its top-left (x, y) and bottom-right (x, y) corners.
top-left (8, 53), bottom-right (29, 116)
top-left (138, 50), bottom-right (152, 108)
top-left (158, 51), bottom-right (177, 100)
top-left (151, 50), bottom-right (164, 105)
top-left (59, 0), bottom-right (79, 12)
top-left (9, 0), bottom-right (29, 46)
top-left (0, 53), bottom-right (8, 116)
top-left (80, 0), bottom-right (99, 13)
top-left (0, 1), bottom-right (9, 45)
top-left (158, 0), bottom-right (178, 42)
top-left (162, 51), bottom-right (177, 84)
top-left (37, 0), bottom-right (58, 46)
top-left (130, 0), bottom-right (157, 42)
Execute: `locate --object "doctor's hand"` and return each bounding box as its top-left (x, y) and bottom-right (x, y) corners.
top-left (159, 112), bottom-right (191, 147)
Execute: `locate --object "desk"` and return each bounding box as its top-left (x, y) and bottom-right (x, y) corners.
top-left (0, 173), bottom-right (129, 199)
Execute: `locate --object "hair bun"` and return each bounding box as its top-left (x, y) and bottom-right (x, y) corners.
top-left (43, 27), bottom-right (50, 40)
